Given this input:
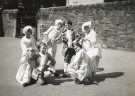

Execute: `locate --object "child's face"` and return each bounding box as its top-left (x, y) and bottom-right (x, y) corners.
top-left (84, 26), bottom-right (90, 34)
top-left (27, 48), bottom-right (35, 58)
top-left (25, 29), bottom-right (32, 37)
top-left (65, 23), bottom-right (72, 29)
top-left (40, 45), bottom-right (47, 54)
top-left (56, 23), bottom-right (63, 29)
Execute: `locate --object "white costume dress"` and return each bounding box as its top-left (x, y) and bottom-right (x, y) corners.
top-left (82, 29), bottom-right (101, 58)
top-left (16, 55), bottom-right (36, 85)
top-left (68, 29), bottom-right (102, 81)
top-left (16, 36), bottom-right (37, 85)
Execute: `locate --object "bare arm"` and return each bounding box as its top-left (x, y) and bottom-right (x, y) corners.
top-left (43, 26), bottom-right (53, 35)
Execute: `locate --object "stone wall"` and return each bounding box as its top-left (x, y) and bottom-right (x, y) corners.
top-left (67, 0), bottom-right (104, 6)
top-left (2, 9), bottom-right (18, 37)
top-left (0, 8), bottom-right (3, 36)
top-left (37, 1), bottom-right (135, 51)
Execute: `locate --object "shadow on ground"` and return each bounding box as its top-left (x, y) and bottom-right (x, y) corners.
top-left (47, 69), bottom-right (124, 85)
top-left (95, 72), bottom-right (124, 83)
top-left (23, 69), bottom-right (124, 87)
top-left (46, 69), bottom-right (73, 85)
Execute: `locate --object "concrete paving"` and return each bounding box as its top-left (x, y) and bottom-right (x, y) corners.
top-left (0, 37), bottom-right (135, 96)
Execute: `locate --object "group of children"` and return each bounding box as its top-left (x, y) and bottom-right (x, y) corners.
top-left (16, 19), bottom-right (102, 87)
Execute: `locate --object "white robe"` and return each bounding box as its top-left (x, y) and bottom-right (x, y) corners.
top-left (68, 49), bottom-right (95, 81)
top-left (16, 56), bottom-right (32, 85)
top-left (82, 29), bottom-right (102, 58)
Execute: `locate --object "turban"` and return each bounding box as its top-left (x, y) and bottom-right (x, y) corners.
top-left (23, 25), bottom-right (33, 34)
top-left (82, 21), bottom-right (92, 32)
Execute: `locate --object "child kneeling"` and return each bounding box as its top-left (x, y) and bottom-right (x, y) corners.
top-left (32, 43), bottom-right (56, 85)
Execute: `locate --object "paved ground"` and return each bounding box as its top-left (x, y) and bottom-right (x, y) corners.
top-left (0, 37), bottom-right (135, 96)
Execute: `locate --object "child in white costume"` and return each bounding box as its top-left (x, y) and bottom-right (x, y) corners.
top-left (68, 21), bottom-right (102, 84)
top-left (82, 21), bottom-right (102, 67)
top-left (43, 19), bottom-right (63, 58)
top-left (20, 25), bottom-right (37, 55)
top-left (42, 19), bottom-right (63, 74)
top-left (16, 25), bottom-right (38, 86)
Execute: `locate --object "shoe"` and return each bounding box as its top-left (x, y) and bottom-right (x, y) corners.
top-left (54, 72), bottom-right (59, 77)
top-left (22, 83), bottom-right (29, 87)
top-left (96, 68), bottom-right (104, 72)
top-left (74, 78), bottom-right (82, 84)
top-left (37, 73), bottom-right (47, 85)
top-left (62, 73), bottom-right (69, 78)
top-left (37, 78), bottom-right (47, 85)
top-left (83, 78), bottom-right (92, 85)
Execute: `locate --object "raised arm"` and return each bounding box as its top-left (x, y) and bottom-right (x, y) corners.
top-left (43, 26), bottom-right (53, 35)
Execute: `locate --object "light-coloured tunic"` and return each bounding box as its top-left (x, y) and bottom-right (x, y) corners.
top-left (20, 36), bottom-right (36, 55)
top-left (43, 26), bottom-right (62, 58)
top-left (82, 29), bottom-right (101, 58)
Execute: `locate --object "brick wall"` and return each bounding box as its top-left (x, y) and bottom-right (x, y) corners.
top-left (37, 1), bottom-right (135, 51)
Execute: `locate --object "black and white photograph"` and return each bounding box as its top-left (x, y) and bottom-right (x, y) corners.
top-left (0, 0), bottom-right (135, 96)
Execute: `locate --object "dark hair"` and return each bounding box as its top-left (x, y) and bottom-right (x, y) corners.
top-left (75, 42), bottom-right (82, 48)
top-left (67, 20), bottom-right (72, 25)
top-left (37, 42), bottom-right (47, 51)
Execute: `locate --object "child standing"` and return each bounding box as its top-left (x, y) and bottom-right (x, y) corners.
top-left (68, 21), bottom-right (102, 84)
top-left (43, 19), bottom-right (63, 58)
top-left (62, 20), bottom-right (76, 76)
top-left (16, 25), bottom-right (38, 87)
top-left (81, 21), bottom-right (102, 71)
top-left (42, 19), bottom-right (64, 74)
